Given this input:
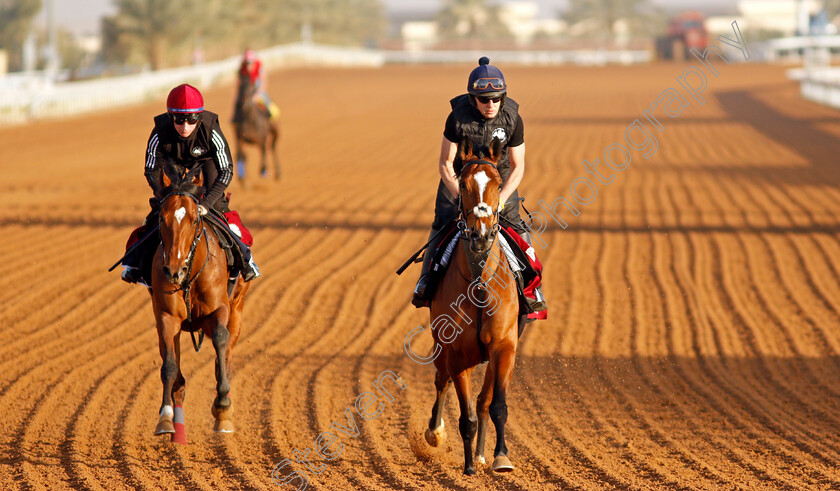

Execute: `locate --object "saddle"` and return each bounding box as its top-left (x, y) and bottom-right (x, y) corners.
top-left (423, 222), bottom-right (546, 321)
top-left (126, 209), bottom-right (253, 292)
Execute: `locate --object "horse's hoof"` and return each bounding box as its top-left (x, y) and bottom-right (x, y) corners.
top-left (211, 401), bottom-right (233, 420)
top-left (474, 454), bottom-right (486, 465)
top-left (492, 455), bottom-right (514, 472)
top-left (214, 420), bottom-right (235, 433)
top-left (463, 466), bottom-right (476, 476)
top-left (424, 421), bottom-right (446, 447)
top-left (154, 420), bottom-right (175, 435)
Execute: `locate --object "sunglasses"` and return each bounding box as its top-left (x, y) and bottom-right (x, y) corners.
top-left (472, 78), bottom-right (505, 91)
top-left (170, 113), bottom-right (200, 125)
top-left (475, 95), bottom-right (503, 104)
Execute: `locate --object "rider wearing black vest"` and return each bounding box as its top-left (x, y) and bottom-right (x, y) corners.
top-left (145, 110), bottom-right (233, 214)
top-left (120, 84), bottom-right (260, 286)
top-left (412, 57), bottom-right (547, 313)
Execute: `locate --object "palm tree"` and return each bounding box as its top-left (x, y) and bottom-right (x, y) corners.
top-left (437, 0), bottom-right (509, 39)
top-left (0, 0), bottom-right (42, 71)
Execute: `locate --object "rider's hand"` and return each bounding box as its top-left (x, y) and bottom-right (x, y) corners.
top-left (197, 205), bottom-right (208, 216)
top-left (498, 197), bottom-right (505, 212)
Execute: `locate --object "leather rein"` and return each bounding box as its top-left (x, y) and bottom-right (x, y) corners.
top-left (160, 190), bottom-right (210, 351)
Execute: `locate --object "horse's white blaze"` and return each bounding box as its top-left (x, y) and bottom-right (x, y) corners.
top-left (160, 405), bottom-right (174, 421)
top-left (177, 251), bottom-right (182, 260)
top-left (174, 207), bottom-right (187, 224)
top-left (473, 170), bottom-right (491, 199)
top-left (480, 222), bottom-right (487, 235)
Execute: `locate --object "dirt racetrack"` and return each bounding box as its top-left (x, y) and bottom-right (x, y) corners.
top-left (3, 61), bottom-right (840, 490)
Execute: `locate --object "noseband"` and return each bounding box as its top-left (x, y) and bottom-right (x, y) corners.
top-left (457, 159), bottom-right (503, 281)
top-left (159, 190), bottom-right (208, 292)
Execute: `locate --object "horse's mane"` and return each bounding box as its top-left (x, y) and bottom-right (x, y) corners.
top-left (160, 162), bottom-right (205, 200)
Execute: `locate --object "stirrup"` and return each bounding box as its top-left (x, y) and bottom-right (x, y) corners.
top-left (242, 257), bottom-right (261, 282)
top-left (411, 275), bottom-right (430, 308)
top-left (121, 266), bottom-right (149, 288)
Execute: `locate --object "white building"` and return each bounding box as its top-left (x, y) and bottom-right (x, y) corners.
top-left (734, 0), bottom-right (824, 36)
top-left (401, 21), bottom-right (438, 51)
top-left (498, 1), bottom-right (565, 45)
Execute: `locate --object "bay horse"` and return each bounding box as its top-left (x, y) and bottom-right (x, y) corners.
top-left (233, 79), bottom-right (280, 186)
top-left (151, 162), bottom-right (249, 442)
top-left (424, 137), bottom-right (522, 474)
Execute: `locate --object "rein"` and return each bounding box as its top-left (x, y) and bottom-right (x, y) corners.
top-left (160, 191), bottom-right (210, 352)
top-left (456, 158), bottom-right (507, 362)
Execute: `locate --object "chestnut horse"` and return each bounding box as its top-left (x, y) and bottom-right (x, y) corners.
top-left (233, 79), bottom-right (280, 186)
top-left (151, 162), bottom-right (249, 441)
top-left (424, 137), bottom-right (522, 474)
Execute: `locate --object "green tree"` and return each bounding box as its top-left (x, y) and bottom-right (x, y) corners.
top-left (436, 0), bottom-right (510, 39)
top-left (105, 0), bottom-right (195, 69)
top-left (564, 0), bottom-right (650, 40)
top-left (255, 0), bottom-right (385, 47)
top-left (0, 0), bottom-right (42, 71)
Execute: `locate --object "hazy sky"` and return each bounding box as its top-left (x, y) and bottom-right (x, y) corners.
top-left (49, 0), bottom-right (740, 36)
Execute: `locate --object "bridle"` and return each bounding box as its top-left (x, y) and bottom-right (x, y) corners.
top-left (456, 159), bottom-right (503, 283)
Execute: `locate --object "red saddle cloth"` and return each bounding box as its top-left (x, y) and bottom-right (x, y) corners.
top-left (125, 210), bottom-right (253, 251)
top-left (500, 227), bottom-right (547, 321)
top-left (223, 210), bottom-right (253, 246)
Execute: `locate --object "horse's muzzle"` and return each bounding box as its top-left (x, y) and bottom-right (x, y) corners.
top-left (469, 229), bottom-right (498, 255)
top-left (162, 264), bottom-right (189, 285)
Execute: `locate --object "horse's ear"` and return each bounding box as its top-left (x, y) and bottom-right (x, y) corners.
top-left (459, 138), bottom-right (473, 162)
top-left (487, 137), bottom-right (502, 163)
top-left (186, 165), bottom-right (203, 186)
top-left (161, 161), bottom-right (176, 187)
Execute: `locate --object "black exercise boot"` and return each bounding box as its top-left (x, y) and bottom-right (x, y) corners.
top-left (412, 226), bottom-right (445, 308)
top-left (241, 255), bottom-right (261, 282)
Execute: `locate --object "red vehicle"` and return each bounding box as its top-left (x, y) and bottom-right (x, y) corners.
top-left (656, 11), bottom-right (709, 60)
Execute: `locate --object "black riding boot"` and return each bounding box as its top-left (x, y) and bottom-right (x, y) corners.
top-left (234, 237), bottom-right (261, 282)
top-left (412, 226), bottom-right (446, 308)
top-left (517, 230), bottom-right (547, 313)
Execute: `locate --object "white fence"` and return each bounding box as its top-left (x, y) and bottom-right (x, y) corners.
top-left (384, 49), bottom-right (651, 66)
top-left (789, 66), bottom-right (840, 109)
top-left (0, 42), bottom-right (652, 125)
top-left (0, 43), bottom-right (385, 125)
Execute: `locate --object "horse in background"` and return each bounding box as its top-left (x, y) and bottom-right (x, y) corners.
top-left (424, 137), bottom-right (522, 474)
top-left (151, 162), bottom-right (250, 443)
top-left (233, 79), bottom-right (280, 187)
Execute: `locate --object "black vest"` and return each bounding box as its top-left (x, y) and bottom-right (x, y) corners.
top-left (152, 110), bottom-right (220, 167)
top-left (150, 110), bottom-right (230, 211)
top-left (450, 94), bottom-right (520, 181)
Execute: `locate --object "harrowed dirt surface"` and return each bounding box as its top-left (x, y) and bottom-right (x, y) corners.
top-left (3, 62), bottom-right (840, 490)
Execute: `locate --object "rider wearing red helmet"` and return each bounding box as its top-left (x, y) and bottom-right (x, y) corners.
top-left (412, 57), bottom-right (546, 314)
top-left (120, 83), bottom-right (260, 285)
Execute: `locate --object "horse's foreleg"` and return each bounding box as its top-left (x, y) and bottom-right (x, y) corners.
top-left (474, 363), bottom-right (495, 466)
top-left (451, 362), bottom-right (477, 475)
top-left (235, 139), bottom-right (247, 187)
top-left (424, 360), bottom-right (450, 447)
top-left (271, 125), bottom-right (281, 180)
top-left (259, 139), bottom-right (268, 178)
top-left (489, 343), bottom-right (517, 472)
top-left (211, 320), bottom-right (234, 433)
top-left (155, 316), bottom-right (180, 436)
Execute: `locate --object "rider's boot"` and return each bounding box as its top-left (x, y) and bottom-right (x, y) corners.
top-left (412, 227), bottom-right (445, 308)
top-left (242, 255), bottom-right (261, 282)
top-left (121, 224), bottom-right (151, 287)
top-left (518, 230), bottom-right (547, 313)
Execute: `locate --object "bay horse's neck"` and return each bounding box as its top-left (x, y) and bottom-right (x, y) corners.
top-left (456, 234), bottom-right (504, 286)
